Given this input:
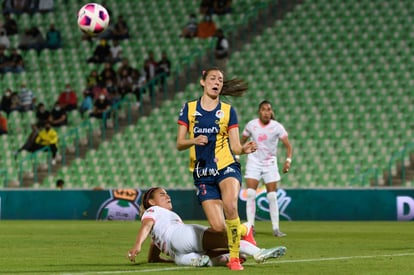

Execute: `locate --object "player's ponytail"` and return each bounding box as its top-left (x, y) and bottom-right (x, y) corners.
top-left (202, 67), bottom-right (248, 97)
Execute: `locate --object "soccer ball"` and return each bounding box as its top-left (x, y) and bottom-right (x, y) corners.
top-left (77, 3), bottom-right (110, 36)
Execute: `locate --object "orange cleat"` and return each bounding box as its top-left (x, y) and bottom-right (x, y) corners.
top-left (241, 222), bottom-right (257, 246)
top-left (227, 257), bottom-right (244, 270)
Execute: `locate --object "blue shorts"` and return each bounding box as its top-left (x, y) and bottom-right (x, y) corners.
top-left (193, 162), bottom-right (242, 203)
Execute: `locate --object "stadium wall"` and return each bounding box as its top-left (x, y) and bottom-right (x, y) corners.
top-left (0, 188), bottom-right (414, 221)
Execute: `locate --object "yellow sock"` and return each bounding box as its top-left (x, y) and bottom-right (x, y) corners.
top-left (240, 223), bottom-right (247, 237)
top-left (226, 218), bottom-right (241, 259)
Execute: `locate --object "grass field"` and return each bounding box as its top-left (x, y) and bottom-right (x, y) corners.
top-left (1, 221), bottom-right (413, 274)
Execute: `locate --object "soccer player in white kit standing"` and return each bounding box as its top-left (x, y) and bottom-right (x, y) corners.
top-left (241, 100), bottom-right (293, 237)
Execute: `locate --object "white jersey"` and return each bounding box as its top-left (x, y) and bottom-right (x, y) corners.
top-left (141, 206), bottom-right (207, 261)
top-left (141, 206), bottom-right (184, 255)
top-left (242, 118), bottom-right (288, 165)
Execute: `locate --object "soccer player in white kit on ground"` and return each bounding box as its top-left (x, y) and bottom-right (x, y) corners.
top-left (241, 100), bottom-right (293, 237)
top-left (127, 187), bottom-right (286, 267)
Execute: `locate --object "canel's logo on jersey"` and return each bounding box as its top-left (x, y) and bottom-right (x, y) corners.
top-left (239, 187), bottom-right (292, 221)
top-left (215, 110), bottom-right (224, 119)
top-left (194, 126), bottom-right (219, 134)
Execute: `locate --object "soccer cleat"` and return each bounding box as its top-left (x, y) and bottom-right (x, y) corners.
top-left (273, 229), bottom-right (287, 237)
top-left (227, 257), bottom-right (244, 270)
top-left (191, 255), bottom-right (211, 267)
top-left (253, 246), bottom-right (286, 264)
top-left (241, 222), bottom-right (257, 246)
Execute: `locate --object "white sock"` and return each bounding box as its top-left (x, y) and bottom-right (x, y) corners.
top-left (267, 191), bottom-right (280, 230)
top-left (246, 188), bottom-right (257, 226)
top-left (174, 252), bottom-right (211, 266)
top-left (240, 240), bottom-right (261, 256)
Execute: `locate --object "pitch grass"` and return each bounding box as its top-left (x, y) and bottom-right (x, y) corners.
top-left (0, 221), bottom-right (413, 275)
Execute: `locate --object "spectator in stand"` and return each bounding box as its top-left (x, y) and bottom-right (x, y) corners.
top-left (109, 39), bottom-right (122, 64)
top-left (86, 70), bottom-right (102, 90)
top-left (49, 101), bottom-right (67, 128)
top-left (8, 47), bottom-right (24, 73)
top-left (35, 102), bottom-right (50, 126)
top-left (10, 91), bottom-right (20, 112)
top-left (45, 23), bottom-right (62, 50)
top-left (90, 93), bottom-right (111, 120)
top-left (214, 29), bottom-right (229, 59)
top-left (100, 62), bottom-right (117, 84)
top-left (180, 13), bottom-right (198, 39)
top-left (144, 51), bottom-right (157, 81)
top-left (87, 39), bottom-right (110, 64)
top-left (212, 0), bottom-right (232, 15)
top-left (109, 15), bottom-right (129, 40)
top-left (117, 67), bottom-right (133, 98)
top-left (197, 14), bottom-right (217, 39)
top-left (0, 88), bottom-right (14, 116)
top-left (116, 58), bottom-right (133, 78)
top-left (18, 26), bottom-right (46, 54)
top-left (19, 82), bottom-right (36, 112)
top-left (0, 111), bottom-right (7, 135)
top-left (156, 51), bottom-right (171, 91)
top-left (13, 123), bottom-right (41, 159)
top-left (103, 78), bottom-right (119, 105)
top-left (0, 46), bottom-right (12, 74)
top-left (57, 83), bottom-right (77, 112)
top-left (0, 28), bottom-right (10, 49)
top-left (200, 0), bottom-right (214, 15)
top-left (79, 89), bottom-right (93, 118)
top-left (35, 121), bottom-right (59, 165)
top-left (131, 68), bottom-right (146, 107)
top-left (2, 12), bottom-right (18, 36)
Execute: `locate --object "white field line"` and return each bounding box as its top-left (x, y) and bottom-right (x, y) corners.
top-left (59, 252), bottom-right (414, 275)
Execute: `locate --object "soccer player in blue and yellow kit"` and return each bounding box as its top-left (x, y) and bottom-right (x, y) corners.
top-left (177, 67), bottom-right (257, 270)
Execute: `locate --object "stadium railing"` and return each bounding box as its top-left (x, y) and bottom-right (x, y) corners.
top-left (18, 146), bottom-right (52, 186)
top-left (387, 141), bottom-right (414, 186)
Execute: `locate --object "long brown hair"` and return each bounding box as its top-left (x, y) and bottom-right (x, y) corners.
top-left (202, 67), bottom-right (248, 97)
top-left (140, 187), bottom-right (160, 216)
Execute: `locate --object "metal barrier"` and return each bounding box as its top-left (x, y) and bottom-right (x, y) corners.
top-left (18, 146), bottom-right (52, 186)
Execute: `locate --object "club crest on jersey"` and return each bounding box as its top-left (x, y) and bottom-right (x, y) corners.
top-left (215, 110), bottom-right (224, 119)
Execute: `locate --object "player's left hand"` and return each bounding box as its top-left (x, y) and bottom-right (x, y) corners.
top-left (242, 141), bottom-right (257, 154)
top-left (283, 161), bottom-right (291, 173)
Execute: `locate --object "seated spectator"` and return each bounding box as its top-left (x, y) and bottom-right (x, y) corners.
top-left (49, 102), bottom-right (67, 128)
top-left (0, 46), bottom-right (12, 74)
top-left (38, 0), bottom-right (54, 13)
top-left (56, 179), bottom-right (64, 189)
top-left (103, 78), bottom-right (119, 105)
top-left (100, 62), bottom-right (117, 84)
top-left (87, 39), bottom-right (110, 64)
top-left (35, 122), bottom-right (59, 165)
top-left (131, 69), bottom-right (146, 107)
top-left (18, 27), bottom-right (46, 54)
top-left (0, 88), bottom-right (14, 116)
top-left (35, 102), bottom-right (50, 126)
top-left (197, 14), bottom-right (217, 39)
top-left (8, 48), bottom-right (24, 73)
top-left (109, 39), bottom-right (122, 64)
top-left (19, 82), bottom-right (36, 112)
top-left (45, 23), bottom-right (62, 50)
top-left (116, 58), bottom-right (134, 78)
top-left (0, 28), bottom-right (10, 49)
top-left (200, 0), bottom-right (213, 15)
top-left (79, 89), bottom-right (93, 118)
top-left (117, 67), bottom-right (133, 98)
top-left (156, 51), bottom-right (171, 77)
top-left (2, 13), bottom-right (18, 36)
top-left (90, 93), bottom-right (111, 120)
top-left (57, 83), bottom-right (77, 111)
top-left (14, 123), bottom-right (41, 159)
top-left (86, 70), bottom-right (103, 90)
top-left (214, 29), bottom-right (229, 59)
top-left (212, 0), bottom-right (232, 15)
top-left (180, 13), bottom-right (198, 39)
top-left (0, 111), bottom-right (7, 135)
top-left (109, 15), bottom-right (130, 40)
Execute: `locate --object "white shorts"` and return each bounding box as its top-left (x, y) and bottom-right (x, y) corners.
top-left (169, 224), bottom-right (207, 257)
top-left (244, 157), bottom-right (281, 183)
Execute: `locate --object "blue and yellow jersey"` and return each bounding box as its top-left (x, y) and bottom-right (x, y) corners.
top-left (178, 99), bottom-right (239, 172)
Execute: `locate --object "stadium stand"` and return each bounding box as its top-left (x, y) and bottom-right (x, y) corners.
top-left (1, 0), bottom-right (413, 189)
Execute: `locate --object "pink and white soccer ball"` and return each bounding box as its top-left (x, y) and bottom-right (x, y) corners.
top-left (77, 3), bottom-right (110, 36)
